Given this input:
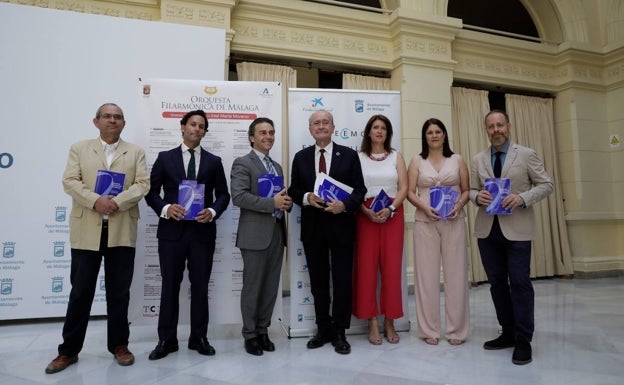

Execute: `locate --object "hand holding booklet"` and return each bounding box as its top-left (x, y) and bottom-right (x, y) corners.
top-left (429, 186), bottom-right (459, 220)
top-left (178, 180), bottom-right (205, 220)
top-left (484, 178), bottom-right (512, 215)
top-left (258, 174), bottom-right (284, 198)
top-left (94, 170), bottom-right (125, 196)
top-left (370, 188), bottom-right (392, 213)
top-left (314, 173), bottom-right (353, 204)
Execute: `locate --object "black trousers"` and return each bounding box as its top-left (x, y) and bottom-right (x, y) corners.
top-left (302, 216), bottom-right (354, 334)
top-left (59, 221), bottom-right (135, 356)
top-left (156, 229), bottom-right (215, 342)
top-left (478, 217), bottom-right (534, 342)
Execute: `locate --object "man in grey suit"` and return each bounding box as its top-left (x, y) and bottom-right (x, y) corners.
top-left (470, 109), bottom-right (553, 365)
top-left (230, 117), bottom-right (292, 356)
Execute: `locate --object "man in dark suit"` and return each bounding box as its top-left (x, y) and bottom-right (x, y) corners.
top-left (230, 117), bottom-right (292, 356)
top-left (288, 110), bottom-right (366, 355)
top-left (46, 103), bottom-right (149, 374)
top-left (470, 110), bottom-right (553, 365)
top-left (145, 110), bottom-right (230, 360)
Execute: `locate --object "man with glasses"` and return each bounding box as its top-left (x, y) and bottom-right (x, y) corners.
top-left (288, 110), bottom-right (366, 354)
top-left (46, 103), bottom-right (150, 374)
top-left (470, 110), bottom-right (553, 365)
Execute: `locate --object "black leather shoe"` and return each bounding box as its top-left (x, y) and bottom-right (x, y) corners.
top-left (512, 341), bottom-right (532, 365)
top-left (244, 337), bottom-right (263, 356)
top-left (332, 334), bottom-right (351, 355)
top-left (306, 331), bottom-right (331, 349)
top-left (258, 334), bottom-right (275, 352)
top-left (148, 340), bottom-right (179, 360)
top-left (483, 333), bottom-right (515, 350)
top-left (188, 337), bottom-right (216, 356)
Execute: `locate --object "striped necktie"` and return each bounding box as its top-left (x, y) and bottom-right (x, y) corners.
top-left (264, 156), bottom-right (283, 219)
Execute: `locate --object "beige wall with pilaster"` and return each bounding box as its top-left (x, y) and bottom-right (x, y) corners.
top-left (8, 0), bottom-right (624, 277)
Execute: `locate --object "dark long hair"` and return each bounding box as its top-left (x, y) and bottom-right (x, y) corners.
top-left (360, 114), bottom-right (393, 155)
top-left (420, 118), bottom-right (454, 159)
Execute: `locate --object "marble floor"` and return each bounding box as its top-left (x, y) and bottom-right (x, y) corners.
top-left (1, 276), bottom-right (623, 385)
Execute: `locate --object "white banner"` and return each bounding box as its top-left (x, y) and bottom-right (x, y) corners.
top-left (287, 88), bottom-right (408, 337)
top-left (0, 3), bottom-right (224, 320)
top-left (131, 79), bottom-right (283, 326)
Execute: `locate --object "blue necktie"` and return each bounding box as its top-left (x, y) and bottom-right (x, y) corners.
top-left (494, 151), bottom-right (503, 178)
top-left (264, 156), bottom-right (276, 175)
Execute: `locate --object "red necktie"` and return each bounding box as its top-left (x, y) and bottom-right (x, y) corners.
top-left (319, 149), bottom-right (326, 174)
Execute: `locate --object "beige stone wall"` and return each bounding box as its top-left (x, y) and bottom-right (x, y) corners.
top-left (8, 0), bottom-right (623, 276)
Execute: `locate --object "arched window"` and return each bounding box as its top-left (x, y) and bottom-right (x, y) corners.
top-left (448, 0), bottom-right (539, 41)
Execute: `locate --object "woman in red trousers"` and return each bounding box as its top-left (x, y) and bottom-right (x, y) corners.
top-left (352, 114), bottom-right (408, 345)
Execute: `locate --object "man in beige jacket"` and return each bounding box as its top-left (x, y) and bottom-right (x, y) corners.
top-left (45, 103), bottom-right (149, 374)
top-left (470, 110), bottom-right (553, 366)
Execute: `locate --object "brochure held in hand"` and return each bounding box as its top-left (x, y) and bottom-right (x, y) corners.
top-left (429, 186), bottom-right (459, 220)
top-left (314, 173), bottom-right (353, 203)
top-left (484, 178), bottom-right (512, 215)
top-left (94, 170), bottom-right (125, 196)
top-left (258, 174), bottom-right (284, 198)
top-left (370, 188), bottom-right (392, 213)
top-left (178, 180), bottom-right (205, 220)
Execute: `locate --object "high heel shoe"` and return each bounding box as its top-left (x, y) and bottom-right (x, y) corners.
top-left (383, 318), bottom-right (400, 344)
top-left (368, 318), bottom-right (382, 345)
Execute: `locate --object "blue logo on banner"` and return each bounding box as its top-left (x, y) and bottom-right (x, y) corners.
top-left (303, 296), bottom-right (311, 304)
top-left (53, 241), bottom-right (65, 257)
top-left (298, 314), bottom-right (303, 322)
top-left (355, 99), bottom-right (364, 113)
top-left (2, 242), bottom-right (15, 259)
top-left (297, 281), bottom-right (303, 289)
top-left (52, 277), bottom-right (64, 293)
top-left (99, 275), bottom-right (106, 291)
top-left (311, 97), bottom-right (324, 107)
top-left (1, 278), bottom-right (13, 295)
top-left (55, 206), bottom-right (67, 222)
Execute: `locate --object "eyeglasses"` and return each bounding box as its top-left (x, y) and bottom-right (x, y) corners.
top-left (310, 119), bottom-right (332, 127)
top-left (100, 113), bottom-right (124, 120)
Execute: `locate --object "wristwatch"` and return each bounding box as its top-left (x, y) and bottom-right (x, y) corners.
top-left (388, 205), bottom-right (396, 218)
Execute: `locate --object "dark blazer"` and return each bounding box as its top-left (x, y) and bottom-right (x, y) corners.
top-left (145, 145), bottom-right (230, 241)
top-left (230, 150), bottom-right (286, 249)
top-left (288, 142), bottom-right (366, 245)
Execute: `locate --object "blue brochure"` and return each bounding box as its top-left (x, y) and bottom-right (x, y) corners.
top-left (258, 174), bottom-right (284, 198)
top-left (429, 186), bottom-right (459, 220)
top-left (370, 188), bottom-right (392, 213)
top-left (485, 178), bottom-right (512, 215)
top-left (94, 170), bottom-right (125, 196)
top-left (178, 180), bottom-right (205, 220)
top-left (318, 178), bottom-right (351, 203)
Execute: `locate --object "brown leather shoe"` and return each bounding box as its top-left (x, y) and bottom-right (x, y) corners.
top-left (113, 345), bottom-right (135, 366)
top-left (45, 355), bottom-right (78, 374)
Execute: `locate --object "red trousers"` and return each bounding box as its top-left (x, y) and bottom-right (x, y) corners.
top-left (352, 199), bottom-right (404, 320)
